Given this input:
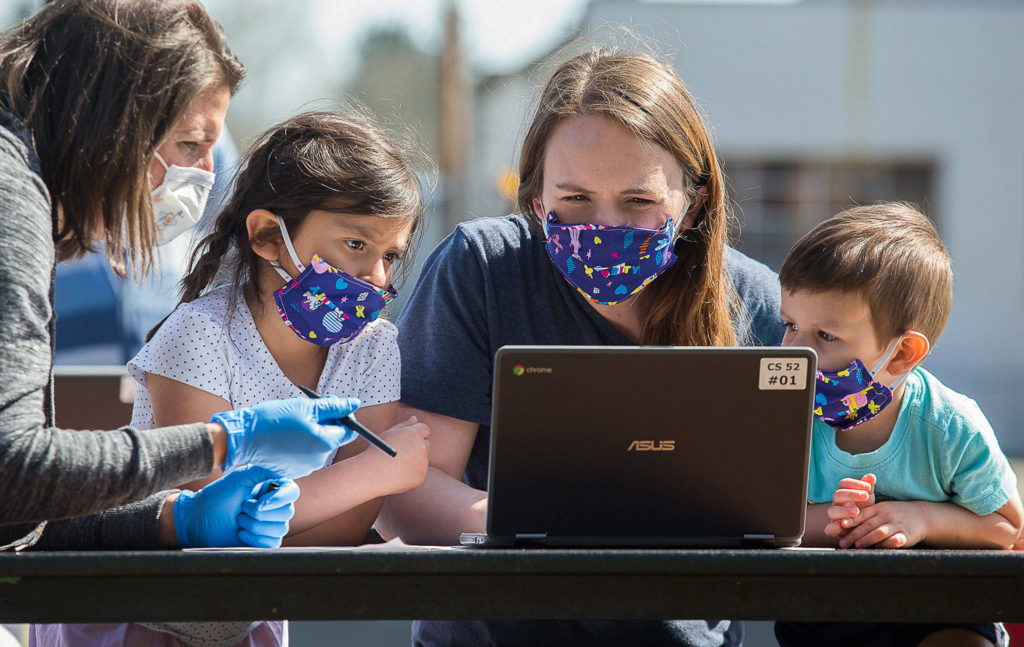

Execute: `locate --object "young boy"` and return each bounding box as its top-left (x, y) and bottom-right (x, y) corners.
top-left (775, 203), bottom-right (1022, 647)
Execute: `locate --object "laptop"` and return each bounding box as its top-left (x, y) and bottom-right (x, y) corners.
top-left (460, 345), bottom-right (817, 548)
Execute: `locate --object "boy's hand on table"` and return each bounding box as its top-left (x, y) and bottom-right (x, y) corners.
top-left (825, 474), bottom-right (876, 540)
top-left (835, 500), bottom-right (928, 549)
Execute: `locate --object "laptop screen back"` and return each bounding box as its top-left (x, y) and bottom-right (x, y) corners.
top-left (487, 346), bottom-right (816, 546)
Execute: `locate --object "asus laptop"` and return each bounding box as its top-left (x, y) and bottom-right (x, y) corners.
top-left (460, 346), bottom-right (817, 548)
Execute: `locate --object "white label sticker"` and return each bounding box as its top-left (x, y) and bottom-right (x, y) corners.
top-left (759, 357), bottom-right (809, 390)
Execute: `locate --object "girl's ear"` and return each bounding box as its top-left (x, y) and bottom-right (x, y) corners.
top-left (246, 209), bottom-right (282, 263)
top-left (886, 331), bottom-right (931, 379)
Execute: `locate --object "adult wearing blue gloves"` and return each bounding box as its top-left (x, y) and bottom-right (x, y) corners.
top-left (168, 396), bottom-right (361, 549)
top-left (215, 396), bottom-right (360, 477)
top-left (173, 466), bottom-right (298, 549)
top-left (0, 0), bottom-right (359, 552)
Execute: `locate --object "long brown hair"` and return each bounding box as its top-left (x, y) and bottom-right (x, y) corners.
top-left (517, 48), bottom-right (737, 346)
top-left (0, 0), bottom-right (244, 276)
top-left (169, 109), bottom-right (425, 334)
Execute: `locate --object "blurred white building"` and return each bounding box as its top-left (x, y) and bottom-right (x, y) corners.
top-left (467, 0), bottom-right (1024, 453)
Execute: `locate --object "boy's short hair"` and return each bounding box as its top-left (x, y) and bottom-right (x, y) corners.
top-left (779, 202), bottom-right (953, 345)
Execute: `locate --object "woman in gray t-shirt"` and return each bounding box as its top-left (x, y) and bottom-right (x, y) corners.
top-left (379, 47), bottom-right (783, 647)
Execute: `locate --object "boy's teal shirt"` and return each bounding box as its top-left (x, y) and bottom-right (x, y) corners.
top-left (807, 367), bottom-right (1016, 516)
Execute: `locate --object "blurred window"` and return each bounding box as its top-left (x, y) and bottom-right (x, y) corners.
top-left (726, 158), bottom-right (936, 272)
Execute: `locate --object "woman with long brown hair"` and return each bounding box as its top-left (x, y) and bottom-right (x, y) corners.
top-left (0, 0), bottom-right (362, 552)
top-left (378, 47), bottom-right (784, 646)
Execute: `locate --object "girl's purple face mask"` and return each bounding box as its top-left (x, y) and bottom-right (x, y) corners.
top-left (542, 211), bottom-right (678, 305)
top-left (270, 217), bottom-right (395, 347)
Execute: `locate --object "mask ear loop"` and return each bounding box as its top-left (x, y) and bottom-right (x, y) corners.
top-left (870, 332), bottom-right (932, 390)
top-left (670, 199), bottom-right (695, 244)
top-left (542, 208), bottom-right (555, 239)
top-left (151, 152), bottom-right (169, 193)
top-left (270, 216), bottom-right (305, 282)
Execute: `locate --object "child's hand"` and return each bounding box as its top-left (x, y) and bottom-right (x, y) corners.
top-left (825, 474), bottom-right (876, 540)
top-left (836, 501), bottom-right (928, 549)
top-left (365, 416), bottom-right (431, 495)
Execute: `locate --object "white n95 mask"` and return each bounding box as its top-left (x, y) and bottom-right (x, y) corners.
top-left (151, 152), bottom-right (215, 245)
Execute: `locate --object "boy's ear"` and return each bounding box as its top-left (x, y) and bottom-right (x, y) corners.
top-left (886, 331), bottom-right (931, 378)
top-left (246, 209), bottom-right (282, 263)
top-left (531, 197), bottom-right (546, 221)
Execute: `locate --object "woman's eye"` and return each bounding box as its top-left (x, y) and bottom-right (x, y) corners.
top-left (179, 141), bottom-right (200, 152)
top-left (345, 240), bottom-right (365, 251)
top-left (782, 321), bottom-right (798, 333)
top-left (383, 252), bottom-right (400, 263)
top-left (628, 197), bottom-right (655, 205)
top-left (818, 331), bottom-right (837, 343)
top-left (562, 195), bottom-right (587, 202)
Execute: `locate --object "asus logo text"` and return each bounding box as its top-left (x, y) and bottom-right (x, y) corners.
top-left (627, 440), bottom-right (676, 452)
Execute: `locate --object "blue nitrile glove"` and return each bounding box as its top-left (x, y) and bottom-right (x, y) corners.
top-left (213, 396), bottom-right (360, 478)
top-left (173, 465), bottom-right (300, 548)
top-left (238, 481), bottom-right (303, 548)
top-left (238, 478), bottom-right (301, 548)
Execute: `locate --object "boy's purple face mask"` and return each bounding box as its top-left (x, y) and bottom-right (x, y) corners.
top-left (542, 211), bottom-right (678, 305)
top-left (813, 359), bottom-right (894, 431)
top-left (812, 337), bottom-right (912, 431)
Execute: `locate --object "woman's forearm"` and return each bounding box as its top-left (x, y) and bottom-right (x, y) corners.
top-left (0, 423), bottom-right (213, 526)
top-left (206, 422), bottom-right (227, 471)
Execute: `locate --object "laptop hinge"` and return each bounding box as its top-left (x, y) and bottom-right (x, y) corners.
top-left (742, 533), bottom-right (776, 546)
top-left (514, 533), bottom-right (548, 545)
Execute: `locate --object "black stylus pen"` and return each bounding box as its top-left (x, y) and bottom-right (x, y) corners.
top-left (295, 384), bottom-right (398, 457)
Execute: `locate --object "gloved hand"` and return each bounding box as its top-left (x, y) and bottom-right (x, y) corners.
top-left (173, 465), bottom-right (300, 548)
top-left (213, 396), bottom-right (360, 478)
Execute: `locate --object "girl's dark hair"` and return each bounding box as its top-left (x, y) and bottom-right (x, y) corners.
top-left (0, 0), bottom-right (244, 275)
top-left (174, 109), bottom-right (425, 324)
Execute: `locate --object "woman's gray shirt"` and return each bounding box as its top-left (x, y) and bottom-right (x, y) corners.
top-left (0, 106), bottom-right (213, 550)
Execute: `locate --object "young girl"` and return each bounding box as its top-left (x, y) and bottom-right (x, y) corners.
top-left (44, 110), bottom-right (431, 646)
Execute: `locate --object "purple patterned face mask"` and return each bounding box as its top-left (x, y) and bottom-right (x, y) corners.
top-left (543, 211), bottom-right (678, 305)
top-left (813, 337), bottom-right (915, 431)
top-left (271, 217), bottom-right (395, 347)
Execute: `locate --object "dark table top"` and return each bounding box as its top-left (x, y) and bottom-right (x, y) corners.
top-left (2, 546), bottom-right (1023, 623)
